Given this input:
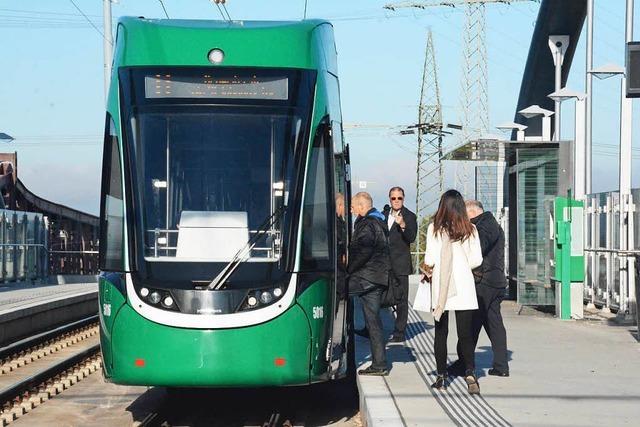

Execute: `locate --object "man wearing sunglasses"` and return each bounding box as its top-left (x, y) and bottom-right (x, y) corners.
top-left (383, 186), bottom-right (417, 342)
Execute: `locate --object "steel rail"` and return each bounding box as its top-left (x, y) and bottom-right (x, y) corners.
top-left (0, 315), bottom-right (98, 360)
top-left (0, 343), bottom-right (100, 404)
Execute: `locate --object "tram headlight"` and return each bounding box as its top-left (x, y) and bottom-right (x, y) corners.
top-left (140, 287), bottom-right (150, 297)
top-left (260, 291), bottom-right (273, 304)
top-left (241, 286), bottom-right (286, 311)
top-left (163, 296), bottom-right (174, 307)
top-left (149, 291), bottom-right (161, 304)
top-left (207, 48), bottom-right (225, 64)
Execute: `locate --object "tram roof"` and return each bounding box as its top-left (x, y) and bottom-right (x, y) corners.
top-left (114, 18), bottom-right (335, 70)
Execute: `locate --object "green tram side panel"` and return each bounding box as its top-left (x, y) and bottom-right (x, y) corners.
top-left (99, 275), bottom-right (127, 376)
top-left (109, 299), bottom-right (311, 387)
top-left (296, 277), bottom-right (334, 381)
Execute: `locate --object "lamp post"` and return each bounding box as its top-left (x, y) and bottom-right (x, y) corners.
top-left (547, 88), bottom-right (587, 200)
top-left (586, 0), bottom-right (594, 194)
top-left (548, 36), bottom-right (570, 141)
top-left (496, 122), bottom-right (527, 142)
top-left (0, 133), bottom-right (14, 143)
top-left (589, 63), bottom-right (634, 317)
top-left (518, 105), bottom-right (554, 141)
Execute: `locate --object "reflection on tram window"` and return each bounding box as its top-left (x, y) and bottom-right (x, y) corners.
top-left (132, 111), bottom-right (299, 262)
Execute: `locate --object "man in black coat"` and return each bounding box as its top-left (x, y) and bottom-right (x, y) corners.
top-left (451, 200), bottom-right (509, 376)
top-left (348, 192), bottom-right (391, 376)
top-left (383, 186), bottom-right (417, 342)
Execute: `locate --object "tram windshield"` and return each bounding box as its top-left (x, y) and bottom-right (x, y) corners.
top-left (120, 67), bottom-right (316, 286)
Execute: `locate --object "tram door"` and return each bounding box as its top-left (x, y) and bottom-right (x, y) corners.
top-left (330, 121), bottom-right (350, 374)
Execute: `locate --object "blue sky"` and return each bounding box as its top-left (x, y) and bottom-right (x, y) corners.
top-left (0, 0), bottom-right (637, 215)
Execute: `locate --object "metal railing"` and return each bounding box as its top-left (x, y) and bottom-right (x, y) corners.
top-left (584, 190), bottom-right (638, 314)
top-left (146, 228), bottom-right (282, 260)
top-left (0, 209), bottom-right (48, 283)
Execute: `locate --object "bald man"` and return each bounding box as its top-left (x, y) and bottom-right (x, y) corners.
top-left (348, 192), bottom-right (391, 376)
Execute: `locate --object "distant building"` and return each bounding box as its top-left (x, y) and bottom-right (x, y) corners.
top-left (0, 152), bottom-right (98, 281)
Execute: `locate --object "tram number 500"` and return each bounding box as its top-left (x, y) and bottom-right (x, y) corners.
top-left (312, 306), bottom-right (324, 319)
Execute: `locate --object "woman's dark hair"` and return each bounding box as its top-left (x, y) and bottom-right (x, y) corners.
top-left (432, 189), bottom-right (474, 242)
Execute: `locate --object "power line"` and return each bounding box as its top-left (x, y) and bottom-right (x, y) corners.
top-left (67, 0), bottom-right (111, 44)
top-left (0, 8), bottom-right (101, 18)
top-left (158, 0), bottom-right (170, 19)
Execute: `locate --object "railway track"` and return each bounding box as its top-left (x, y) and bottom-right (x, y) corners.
top-left (0, 316), bottom-right (102, 426)
top-left (134, 380), bottom-right (359, 427)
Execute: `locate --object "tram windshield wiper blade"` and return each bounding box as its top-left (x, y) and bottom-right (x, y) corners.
top-left (207, 206), bottom-right (286, 290)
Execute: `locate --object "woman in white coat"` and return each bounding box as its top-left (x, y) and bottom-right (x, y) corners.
top-left (424, 190), bottom-right (483, 394)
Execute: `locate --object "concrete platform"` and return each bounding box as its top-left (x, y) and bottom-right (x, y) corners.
top-left (0, 282), bottom-right (98, 347)
top-left (355, 282), bottom-right (640, 426)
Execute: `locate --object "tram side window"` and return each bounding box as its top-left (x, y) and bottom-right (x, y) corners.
top-left (99, 115), bottom-right (125, 271)
top-left (300, 124), bottom-right (333, 271)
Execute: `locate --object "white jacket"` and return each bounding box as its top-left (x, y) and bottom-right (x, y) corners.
top-left (424, 223), bottom-right (483, 311)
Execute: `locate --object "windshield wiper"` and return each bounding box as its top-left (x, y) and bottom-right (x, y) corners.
top-left (207, 206), bottom-right (286, 290)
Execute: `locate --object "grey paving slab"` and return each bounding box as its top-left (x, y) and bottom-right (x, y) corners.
top-left (356, 279), bottom-right (640, 426)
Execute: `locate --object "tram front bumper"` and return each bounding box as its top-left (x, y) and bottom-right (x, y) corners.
top-left (106, 303), bottom-right (311, 387)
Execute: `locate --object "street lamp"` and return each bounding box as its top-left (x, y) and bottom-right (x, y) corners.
top-left (589, 63), bottom-right (625, 80)
top-left (547, 88), bottom-right (587, 199)
top-left (0, 133), bottom-right (14, 143)
top-left (518, 105), bottom-right (554, 141)
top-left (548, 35), bottom-right (570, 141)
top-left (496, 122), bottom-right (527, 141)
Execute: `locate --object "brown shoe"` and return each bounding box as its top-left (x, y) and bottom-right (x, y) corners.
top-left (465, 374), bottom-right (480, 395)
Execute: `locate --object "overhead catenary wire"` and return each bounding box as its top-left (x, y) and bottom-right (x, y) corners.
top-left (67, 0), bottom-right (111, 44)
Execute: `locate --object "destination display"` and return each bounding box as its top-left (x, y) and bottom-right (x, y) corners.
top-left (144, 74), bottom-right (289, 100)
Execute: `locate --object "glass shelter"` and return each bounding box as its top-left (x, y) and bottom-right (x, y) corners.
top-left (444, 139), bottom-right (574, 305)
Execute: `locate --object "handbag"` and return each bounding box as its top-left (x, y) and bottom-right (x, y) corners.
top-left (412, 278), bottom-right (432, 313)
top-left (380, 283), bottom-right (396, 308)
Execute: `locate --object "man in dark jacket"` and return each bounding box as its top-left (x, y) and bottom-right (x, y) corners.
top-left (451, 200), bottom-right (509, 376)
top-left (383, 186), bottom-right (417, 342)
top-left (348, 192), bottom-right (390, 376)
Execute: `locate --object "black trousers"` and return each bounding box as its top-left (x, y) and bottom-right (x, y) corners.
top-left (391, 272), bottom-right (409, 336)
top-left (350, 277), bottom-right (387, 370)
top-left (434, 310), bottom-right (475, 375)
top-left (457, 285), bottom-right (509, 372)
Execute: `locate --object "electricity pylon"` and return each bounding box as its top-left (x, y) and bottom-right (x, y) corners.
top-left (385, 0), bottom-right (534, 198)
top-left (413, 30), bottom-right (445, 272)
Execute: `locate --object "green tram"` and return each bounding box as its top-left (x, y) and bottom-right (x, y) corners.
top-left (98, 18), bottom-right (353, 387)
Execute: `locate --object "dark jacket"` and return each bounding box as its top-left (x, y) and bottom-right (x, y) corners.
top-left (383, 205), bottom-right (418, 275)
top-left (347, 208), bottom-right (391, 286)
top-left (471, 211), bottom-right (507, 289)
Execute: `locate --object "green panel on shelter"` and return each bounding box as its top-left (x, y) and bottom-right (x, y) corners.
top-left (553, 196), bottom-right (585, 282)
